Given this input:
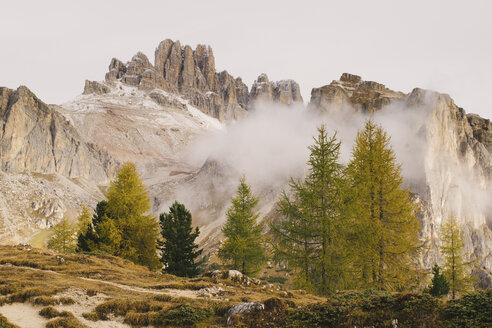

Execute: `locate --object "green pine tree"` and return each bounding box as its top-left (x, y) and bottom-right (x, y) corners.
top-left (218, 176), bottom-right (266, 276)
top-left (271, 188), bottom-right (319, 292)
top-left (271, 125), bottom-right (348, 294)
top-left (428, 264), bottom-right (450, 297)
top-left (77, 200), bottom-right (122, 255)
top-left (48, 218), bottom-right (77, 253)
top-left (158, 201), bottom-right (202, 277)
top-left (346, 120), bottom-right (420, 291)
top-left (440, 216), bottom-right (475, 299)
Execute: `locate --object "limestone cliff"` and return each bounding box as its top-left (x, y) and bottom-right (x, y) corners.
top-left (0, 86), bottom-right (115, 183)
top-left (0, 86), bottom-right (116, 242)
top-left (309, 74), bottom-right (492, 284)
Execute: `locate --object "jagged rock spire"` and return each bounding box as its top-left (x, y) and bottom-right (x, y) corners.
top-left (97, 39), bottom-right (304, 121)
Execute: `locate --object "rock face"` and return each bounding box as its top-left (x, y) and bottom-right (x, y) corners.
top-left (406, 89), bottom-right (492, 262)
top-left (83, 80), bottom-right (110, 95)
top-left (88, 39), bottom-right (304, 121)
top-left (0, 86), bottom-right (115, 243)
top-left (309, 75), bottom-right (492, 283)
top-left (309, 73), bottom-right (405, 112)
top-left (467, 114), bottom-right (492, 154)
top-left (249, 74), bottom-right (303, 107)
top-left (0, 86), bottom-right (115, 183)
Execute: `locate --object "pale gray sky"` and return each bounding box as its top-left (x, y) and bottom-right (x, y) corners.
top-left (1, 0), bottom-right (491, 118)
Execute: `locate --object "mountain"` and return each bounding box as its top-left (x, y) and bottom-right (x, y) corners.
top-left (307, 74), bottom-right (492, 283)
top-left (0, 39), bottom-right (490, 286)
top-left (0, 86), bottom-right (116, 242)
top-left (88, 39), bottom-right (303, 122)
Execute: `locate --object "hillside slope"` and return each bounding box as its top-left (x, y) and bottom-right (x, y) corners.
top-left (0, 245), bottom-right (322, 327)
top-left (0, 246), bottom-right (490, 328)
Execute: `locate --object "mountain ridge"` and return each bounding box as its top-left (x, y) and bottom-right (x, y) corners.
top-left (0, 38), bottom-right (491, 286)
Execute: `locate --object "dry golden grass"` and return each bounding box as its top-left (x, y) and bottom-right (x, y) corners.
top-left (45, 317), bottom-right (88, 328)
top-left (0, 245), bottom-right (325, 327)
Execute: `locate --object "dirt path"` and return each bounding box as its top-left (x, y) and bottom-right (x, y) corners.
top-left (0, 263), bottom-right (200, 298)
top-left (0, 263), bottom-right (203, 327)
top-left (79, 276), bottom-right (199, 298)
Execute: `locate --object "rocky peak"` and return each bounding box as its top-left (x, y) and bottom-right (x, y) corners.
top-left (257, 73), bottom-right (270, 84)
top-left (249, 74), bottom-right (303, 107)
top-left (105, 58), bottom-right (127, 81)
top-left (309, 73), bottom-right (405, 112)
top-left (88, 39), bottom-right (303, 121)
top-left (339, 73), bottom-right (362, 84)
top-left (101, 39), bottom-right (245, 121)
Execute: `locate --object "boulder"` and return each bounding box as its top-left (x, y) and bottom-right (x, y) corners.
top-left (206, 269), bottom-right (260, 285)
top-left (226, 302), bottom-right (264, 326)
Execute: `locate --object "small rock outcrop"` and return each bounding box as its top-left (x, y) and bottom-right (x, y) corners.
top-left (249, 73), bottom-right (303, 107)
top-left (83, 80), bottom-right (110, 95)
top-left (226, 302), bottom-right (265, 326)
top-left (309, 73), bottom-right (405, 112)
top-left (0, 86), bottom-right (115, 183)
top-left (206, 270), bottom-right (261, 286)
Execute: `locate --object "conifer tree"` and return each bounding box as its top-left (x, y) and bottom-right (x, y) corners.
top-left (158, 201), bottom-right (202, 277)
top-left (218, 177), bottom-right (266, 276)
top-left (76, 205), bottom-right (93, 235)
top-left (77, 201), bottom-right (121, 254)
top-left (105, 162), bottom-right (160, 270)
top-left (271, 125), bottom-right (348, 294)
top-left (346, 120), bottom-right (420, 291)
top-left (271, 188), bottom-right (319, 292)
top-left (77, 163), bottom-right (160, 270)
top-left (428, 264), bottom-right (450, 297)
top-left (48, 218), bottom-right (77, 253)
top-left (440, 216), bottom-right (474, 299)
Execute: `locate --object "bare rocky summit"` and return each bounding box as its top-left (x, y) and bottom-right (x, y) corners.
top-left (249, 73), bottom-right (303, 107)
top-left (309, 73), bottom-right (405, 112)
top-left (86, 39), bottom-right (304, 121)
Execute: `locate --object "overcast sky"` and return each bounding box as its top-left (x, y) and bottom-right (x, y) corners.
top-left (1, 0), bottom-right (491, 118)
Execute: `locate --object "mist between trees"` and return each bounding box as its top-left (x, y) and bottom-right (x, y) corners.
top-left (46, 119), bottom-right (477, 298)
